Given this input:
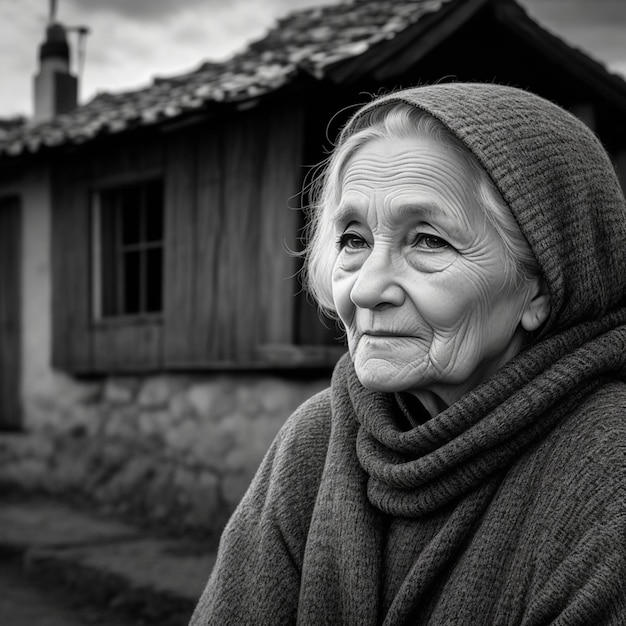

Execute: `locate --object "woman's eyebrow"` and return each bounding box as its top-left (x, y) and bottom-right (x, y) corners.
top-left (332, 202), bottom-right (462, 234)
top-left (334, 202), bottom-right (438, 222)
top-left (332, 205), bottom-right (362, 227)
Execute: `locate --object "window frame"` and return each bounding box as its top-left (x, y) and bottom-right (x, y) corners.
top-left (91, 172), bottom-right (165, 326)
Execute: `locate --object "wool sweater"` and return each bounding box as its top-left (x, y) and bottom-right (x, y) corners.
top-left (190, 83), bottom-right (626, 625)
top-left (190, 354), bottom-right (626, 624)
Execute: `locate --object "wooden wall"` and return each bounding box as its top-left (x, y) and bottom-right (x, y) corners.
top-left (51, 98), bottom-right (336, 374)
top-left (163, 101), bottom-right (305, 367)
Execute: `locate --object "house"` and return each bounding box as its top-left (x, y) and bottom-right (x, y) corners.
top-left (1, 0), bottom-right (626, 538)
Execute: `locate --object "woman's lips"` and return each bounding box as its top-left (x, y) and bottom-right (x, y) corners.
top-left (361, 330), bottom-right (415, 338)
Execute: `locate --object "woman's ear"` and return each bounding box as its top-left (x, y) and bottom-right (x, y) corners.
top-left (521, 278), bottom-right (550, 332)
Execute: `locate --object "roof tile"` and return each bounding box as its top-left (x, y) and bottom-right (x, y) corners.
top-left (0, 0), bottom-right (461, 156)
top-left (5, 0), bottom-right (609, 159)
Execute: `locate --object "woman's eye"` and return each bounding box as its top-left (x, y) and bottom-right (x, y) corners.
top-left (413, 233), bottom-right (450, 249)
top-left (337, 232), bottom-right (368, 250)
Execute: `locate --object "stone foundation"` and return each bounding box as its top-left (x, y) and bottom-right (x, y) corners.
top-left (0, 371), bottom-right (329, 540)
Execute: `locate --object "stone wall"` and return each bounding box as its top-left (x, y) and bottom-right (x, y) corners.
top-left (0, 371), bottom-right (330, 541)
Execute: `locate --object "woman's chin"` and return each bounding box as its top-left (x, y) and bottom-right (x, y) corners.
top-left (353, 356), bottom-right (422, 393)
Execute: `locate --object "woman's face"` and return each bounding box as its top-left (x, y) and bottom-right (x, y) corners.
top-left (331, 135), bottom-right (544, 407)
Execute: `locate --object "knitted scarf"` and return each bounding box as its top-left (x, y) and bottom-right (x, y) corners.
top-left (295, 83), bottom-right (626, 623)
top-left (297, 317), bottom-right (626, 623)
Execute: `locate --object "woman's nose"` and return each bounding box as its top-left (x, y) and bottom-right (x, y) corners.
top-left (350, 246), bottom-right (405, 309)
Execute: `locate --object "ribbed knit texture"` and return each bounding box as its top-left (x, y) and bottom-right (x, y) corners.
top-left (190, 83), bottom-right (626, 625)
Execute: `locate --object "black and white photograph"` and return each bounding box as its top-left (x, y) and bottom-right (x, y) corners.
top-left (1, 1), bottom-right (626, 624)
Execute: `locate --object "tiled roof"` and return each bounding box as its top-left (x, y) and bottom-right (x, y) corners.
top-left (0, 0), bottom-right (456, 158)
top-left (0, 117), bottom-right (26, 141)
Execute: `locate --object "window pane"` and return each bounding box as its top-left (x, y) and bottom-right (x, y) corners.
top-left (97, 178), bottom-right (164, 319)
top-left (121, 186), bottom-right (141, 245)
top-left (145, 248), bottom-right (163, 313)
top-left (123, 250), bottom-right (141, 314)
top-left (144, 181), bottom-right (164, 243)
top-left (100, 191), bottom-right (119, 316)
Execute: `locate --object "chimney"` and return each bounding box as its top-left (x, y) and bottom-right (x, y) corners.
top-left (33, 13), bottom-right (78, 122)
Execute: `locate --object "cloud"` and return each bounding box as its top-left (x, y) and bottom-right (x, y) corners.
top-left (67, 0), bottom-right (343, 101)
top-left (0, 0), bottom-right (343, 116)
top-left (1, 0), bottom-right (625, 118)
top-left (0, 0), bottom-right (48, 116)
top-left (519, 0), bottom-right (626, 66)
top-left (610, 61), bottom-right (626, 79)
top-left (62, 0), bottom-right (338, 24)
top-left (62, 0), bottom-right (211, 22)
top-left (76, 4), bottom-right (284, 101)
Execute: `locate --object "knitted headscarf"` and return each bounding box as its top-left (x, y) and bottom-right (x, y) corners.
top-left (326, 83), bottom-right (626, 517)
top-left (339, 82), bottom-right (626, 337)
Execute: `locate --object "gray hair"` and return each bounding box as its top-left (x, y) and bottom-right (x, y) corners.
top-left (302, 101), bottom-right (541, 316)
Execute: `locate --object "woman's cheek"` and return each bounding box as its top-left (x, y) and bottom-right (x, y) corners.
top-left (332, 267), bottom-right (358, 325)
top-left (334, 249), bottom-right (366, 273)
top-left (415, 265), bottom-right (493, 332)
top-left (413, 283), bottom-right (472, 331)
top-left (406, 248), bottom-right (458, 274)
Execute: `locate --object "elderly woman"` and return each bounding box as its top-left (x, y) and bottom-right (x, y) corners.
top-left (190, 83), bottom-right (626, 624)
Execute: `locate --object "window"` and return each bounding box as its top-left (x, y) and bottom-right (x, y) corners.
top-left (53, 106), bottom-right (343, 374)
top-left (94, 179), bottom-right (164, 319)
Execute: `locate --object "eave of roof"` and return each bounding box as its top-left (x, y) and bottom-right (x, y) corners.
top-left (1, 0), bottom-right (625, 160)
top-left (0, 0), bottom-right (459, 159)
top-left (320, 0), bottom-right (488, 83)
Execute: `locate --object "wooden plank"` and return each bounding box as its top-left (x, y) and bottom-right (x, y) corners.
top-left (162, 129), bottom-right (198, 365)
top-left (51, 164), bottom-right (93, 372)
top-left (257, 101), bottom-right (304, 346)
top-left (193, 121), bottom-right (224, 363)
top-left (0, 196), bottom-right (22, 430)
top-left (91, 135), bottom-right (164, 182)
top-left (92, 320), bottom-right (162, 372)
top-left (218, 111), bottom-right (264, 361)
top-left (255, 344), bottom-right (345, 368)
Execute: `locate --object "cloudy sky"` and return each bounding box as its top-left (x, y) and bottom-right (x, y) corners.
top-left (1, 0), bottom-right (625, 119)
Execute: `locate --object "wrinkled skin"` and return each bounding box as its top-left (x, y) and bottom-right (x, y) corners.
top-left (331, 136), bottom-right (548, 414)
